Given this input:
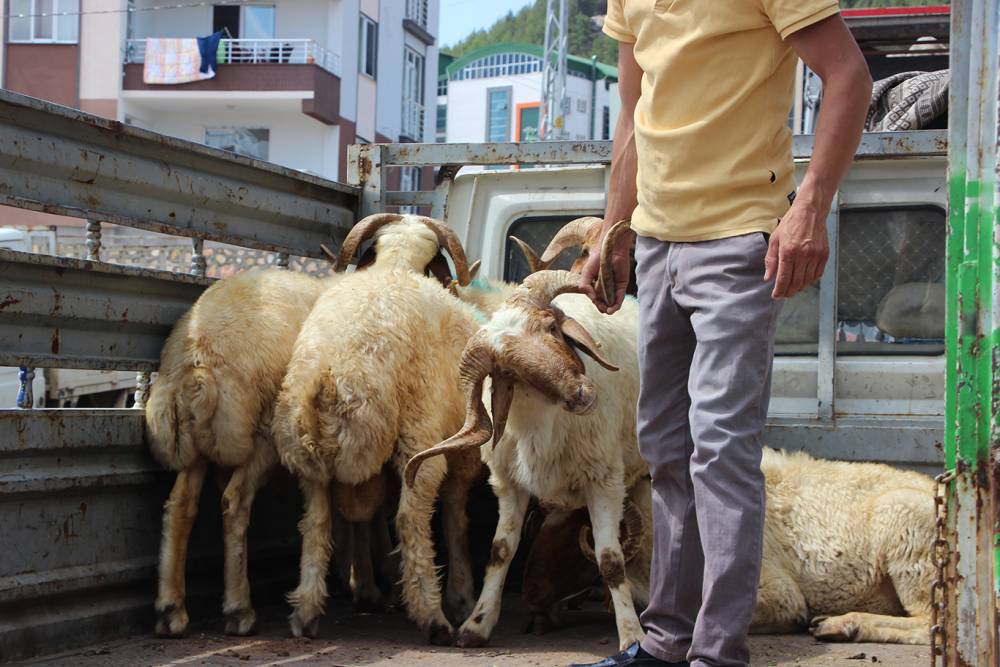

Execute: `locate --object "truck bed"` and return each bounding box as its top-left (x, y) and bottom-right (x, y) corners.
top-left (9, 595), bottom-right (930, 667)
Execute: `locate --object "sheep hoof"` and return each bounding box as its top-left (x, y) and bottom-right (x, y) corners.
top-left (428, 622), bottom-right (454, 646)
top-left (289, 610), bottom-right (321, 639)
top-left (224, 608), bottom-right (258, 636)
top-left (154, 603), bottom-right (189, 638)
top-left (455, 627), bottom-right (489, 648)
top-left (810, 614), bottom-right (859, 642)
top-left (352, 596), bottom-right (387, 614)
top-left (521, 612), bottom-right (555, 636)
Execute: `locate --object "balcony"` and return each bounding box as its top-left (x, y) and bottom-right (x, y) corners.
top-left (122, 38), bottom-right (341, 125)
top-left (403, 0), bottom-right (434, 45)
top-left (401, 98), bottom-right (426, 141)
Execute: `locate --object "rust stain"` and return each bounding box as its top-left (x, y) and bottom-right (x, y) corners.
top-left (0, 295), bottom-right (21, 310)
top-left (50, 328), bottom-right (60, 355)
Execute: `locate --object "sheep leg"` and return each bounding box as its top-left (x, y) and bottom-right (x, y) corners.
top-left (749, 562), bottom-right (808, 634)
top-left (287, 477), bottom-right (333, 638)
top-left (155, 458), bottom-right (209, 637)
top-left (350, 519), bottom-right (385, 612)
top-left (396, 454), bottom-right (454, 645)
top-left (455, 485), bottom-right (530, 648)
top-left (220, 444), bottom-right (273, 636)
top-left (587, 489), bottom-right (645, 651)
top-left (331, 512), bottom-right (354, 593)
top-left (372, 503), bottom-right (402, 608)
top-left (439, 456), bottom-right (477, 622)
top-left (811, 612), bottom-right (930, 645)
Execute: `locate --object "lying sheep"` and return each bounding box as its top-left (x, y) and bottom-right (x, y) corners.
top-left (520, 448), bottom-right (934, 646)
top-left (272, 214), bottom-right (487, 642)
top-left (406, 260), bottom-right (649, 649)
top-left (146, 216), bottom-right (458, 638)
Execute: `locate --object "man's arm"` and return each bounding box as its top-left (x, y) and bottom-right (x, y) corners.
top-left (765, 14), bottom-right (873, 298)
top-left (580, 41), bottom-right (642, 314)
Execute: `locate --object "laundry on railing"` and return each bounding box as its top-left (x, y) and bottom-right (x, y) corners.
top-left (198, 31), bottom-right (225, 75)
top-left (142, 38), bottom-right (216, 85)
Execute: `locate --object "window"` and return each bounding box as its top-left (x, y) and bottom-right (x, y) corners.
top-left (205, 128), bottom-right (270, 161)
top-left (776, 206), bottom-right (945, 355)
top-left (212, 5), bottom-right (273, 40)
top-left (486, 87), bottom-right (511, 142)
top-left (436, 104), bottom-right (447, 143)
top-left (10, 0), bottom-right (79, 43)
top-left (452, 52), bottom-right (542, 81)
top-left (437, 76), bottom-right (448, 97)
top-left (399, 166), bottom-right (421, 214)
top-left (405, 0), bottom-right (429, 28)
top-left (576, 98), bottom-right (588, 114)
top-left (602, 105), bottom-right (611, 140)
top-left (359, 14), bottom-right (378, 78)
top-left (402, 48), bottom-right (426, 139)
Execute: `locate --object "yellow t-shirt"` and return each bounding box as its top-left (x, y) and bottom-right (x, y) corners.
top-left (604, 0), bottom-right (839, 242)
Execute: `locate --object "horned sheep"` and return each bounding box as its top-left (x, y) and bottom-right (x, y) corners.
top-left (406, 245), bottom-right (649, 650)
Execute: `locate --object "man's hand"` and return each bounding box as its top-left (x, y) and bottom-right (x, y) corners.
top-left (763, 200), bottom-right (829, 299)
top-left (581, 223), bottom-right (635, 314)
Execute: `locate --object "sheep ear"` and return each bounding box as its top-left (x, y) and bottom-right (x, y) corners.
top-left (490, 372), bottom-right (516, 446)
top-left (510, 236), bottom-right (546, 275)
top-left (560, 316), bottom-right (618, 372)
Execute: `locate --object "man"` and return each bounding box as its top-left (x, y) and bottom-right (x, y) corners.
top-left (576, 2), bottom-right (872, 667)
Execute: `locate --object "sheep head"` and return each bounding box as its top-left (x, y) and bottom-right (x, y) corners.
top-left (404, 270), bottom-right (617, 487)
top-left (333, 213), bottom-right (472, 287)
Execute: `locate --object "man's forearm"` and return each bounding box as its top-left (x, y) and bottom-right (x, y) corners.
top-left (796, 62), bottom-right (872, 216)
top-left (604, 113), bottom-right (639, 229)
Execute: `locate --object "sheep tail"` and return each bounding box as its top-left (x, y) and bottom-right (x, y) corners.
top-left (275, 371), bottom-right (334, 480)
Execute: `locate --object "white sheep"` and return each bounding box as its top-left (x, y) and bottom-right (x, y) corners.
top-left (145, 214), bottom-right (461, 637)
top-left (146, 267), bottom-right (329, 637)
top-left (272, 214), bottom-right (489, 642)
top-left (405, 264), bottom-right (649, 650)
top-left (519, 448), bottom-right (934, 645)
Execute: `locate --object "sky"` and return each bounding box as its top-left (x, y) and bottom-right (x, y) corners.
top-left (438, 0), bottom-right (536, 48)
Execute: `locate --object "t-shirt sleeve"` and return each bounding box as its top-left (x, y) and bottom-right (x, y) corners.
top-left (761, 0), bottom-right (840, 40)
top-left (602, 0), bottom-right (635, 43)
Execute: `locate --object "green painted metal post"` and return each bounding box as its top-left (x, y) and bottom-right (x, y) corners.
top-left (943, 0), bottom-right (1000, 664)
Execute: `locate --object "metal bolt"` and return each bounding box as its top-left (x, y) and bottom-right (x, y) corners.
top-left (276, 252), bottom-right (290, 269)
top-left (85, 220), bottom-right (102, 262)
top-left (16, 366), bottom-right (35, 409)
top-left (191, 239), bottom-right (207, 277)
top-left (134, 372), bottom-right (150, 409)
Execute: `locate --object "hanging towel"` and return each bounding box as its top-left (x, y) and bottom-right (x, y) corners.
top-left (143, 38), bottom-right (216, 85)
top-left (198, 31), bottom-right (224, 74)
top-left (865, 70), bottom-right (949, 132)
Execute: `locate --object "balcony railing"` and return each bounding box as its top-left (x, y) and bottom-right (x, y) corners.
top-left (402, 98), bottom-right (426, 140)
top-left (125, 38), bottom-right (341, 76)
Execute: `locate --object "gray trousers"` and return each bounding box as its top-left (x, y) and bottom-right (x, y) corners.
top-left (635, 233), bottom-right (781, 667)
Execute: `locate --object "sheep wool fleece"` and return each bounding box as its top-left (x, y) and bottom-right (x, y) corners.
top-left (635, 233), bottom-right (782, 667)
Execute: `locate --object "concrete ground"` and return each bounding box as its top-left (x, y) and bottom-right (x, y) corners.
top-left (14, 597), bottom-right (930, 667)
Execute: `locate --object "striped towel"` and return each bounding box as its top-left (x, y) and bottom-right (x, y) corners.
top-left (143, 38), bottom-right (216, 85)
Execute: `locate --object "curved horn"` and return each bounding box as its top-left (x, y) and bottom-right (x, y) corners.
top-left (620, 497), bottom-right (645, 563)
top-left (404, 332), bottom-right (494, 487)
top-left (410, 216), bottom-right (473, 287)
top-left (334, 213), bottom-right (404, 272)
top-left (469, 259), bottom-right (482, 281)
top-left (596, 220), bottom-right (632, 306)
top-left (540, 216), bottom-right (603, 265)
top-left (520, 270), bottom-right (587, 308)
top-left (511, 236), bottom-right (548, 275)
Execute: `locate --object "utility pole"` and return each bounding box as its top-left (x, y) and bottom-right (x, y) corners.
top-left (540, 0), bottom-right (568, 140)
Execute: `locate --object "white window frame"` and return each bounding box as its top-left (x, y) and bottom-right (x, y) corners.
top-left (402, 47), bottom-right (426, 139)
top-left (9, 0), bottom-right (79, 44)
top-left (405, 0), bottom-right (429, 29)
top-left (359, 14), bottom-right (378, 79)
top-left (204, 127), bottom-right (270, 161)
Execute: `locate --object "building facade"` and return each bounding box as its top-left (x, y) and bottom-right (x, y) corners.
top-left (1, 0), bottom-right (440, 182)
top-left (437, 43), bottom-right (618, 146)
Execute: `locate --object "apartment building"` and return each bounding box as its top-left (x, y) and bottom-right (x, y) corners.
top-left (1, 0), bottom-right (440, 182)
top-left (437, 43), bottom-right (618, 146)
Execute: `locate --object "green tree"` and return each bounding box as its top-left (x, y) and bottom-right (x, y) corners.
top-left (443, 0), bottom-right (949, 62)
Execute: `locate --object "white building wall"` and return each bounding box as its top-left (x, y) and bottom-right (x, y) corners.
top-left (445, 71), bottom-right (615, 143)
top-left (336, 0), bottom-right (360, 122)
top-left (80, 0), bottom-right (126, 117)
top-left (126, 104), bottom-right (340, 179)
top-left (376, 0), bottom-right (403, 139)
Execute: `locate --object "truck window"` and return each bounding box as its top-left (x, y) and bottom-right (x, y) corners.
top-left (504, 215), bottom-right (638, 296)
top-left (776, 205), bottom-right (945, 356)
